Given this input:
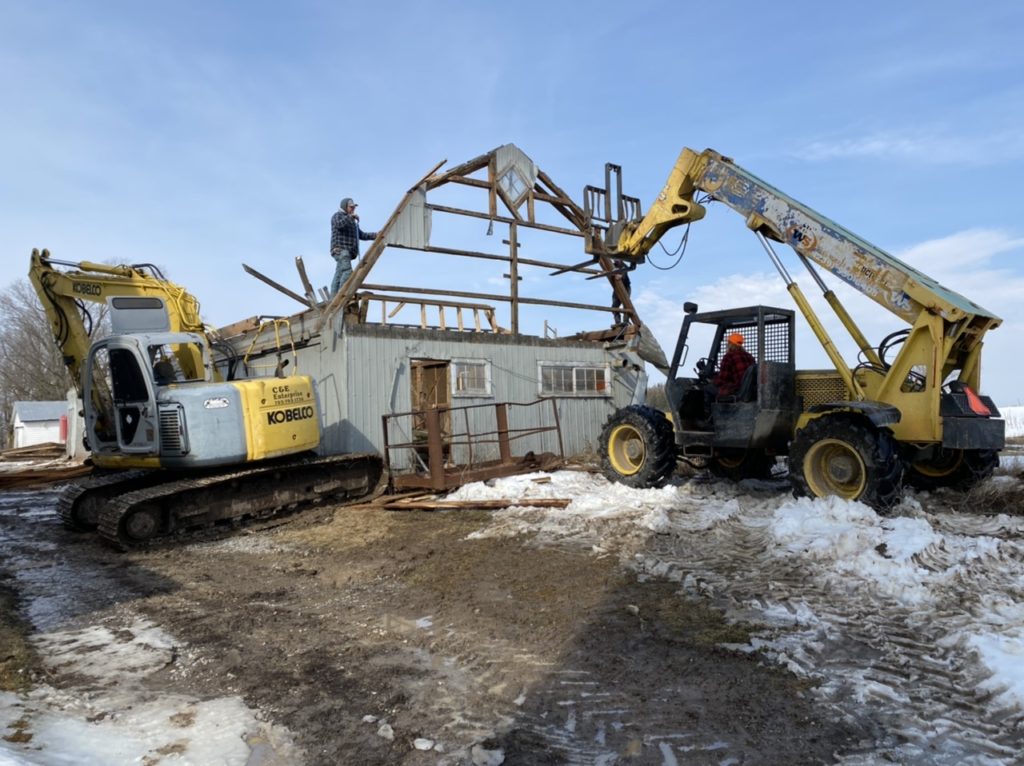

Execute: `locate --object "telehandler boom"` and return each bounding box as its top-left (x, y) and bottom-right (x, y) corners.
top-left (584, 149), bottom-right (1003, 508)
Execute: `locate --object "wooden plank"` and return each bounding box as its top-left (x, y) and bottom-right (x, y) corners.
top-left (215, 315), bottom-right (262, 339)
top-left (392, 243), bottom-right (600, 274)
top-left (424, 206), bottom-right (582, 238)
top-left (294, 256), bottom-right (318, 307)
top-left (320, 158), bottom-right (447, 327)
top-left (382, 497), bottom-right (570, 511)
top-left (242, 264), bottom-right (307, 307)
top-left (360, 283), bottom-right (623, 314)
top-left (0, 464), bottom-right (93, 489)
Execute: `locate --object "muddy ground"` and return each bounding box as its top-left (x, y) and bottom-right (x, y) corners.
top-left (0, 477), bottom-right (876, 765)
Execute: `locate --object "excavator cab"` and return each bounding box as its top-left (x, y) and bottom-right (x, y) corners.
top-left (83, 331), bottom-right (213, 460)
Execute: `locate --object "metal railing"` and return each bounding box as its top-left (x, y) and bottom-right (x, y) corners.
top-left (382, 399), bottom-right (564, 491)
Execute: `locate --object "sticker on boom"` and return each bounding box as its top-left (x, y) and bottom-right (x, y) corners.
top-left (267, 405), bottom-right (315, 425)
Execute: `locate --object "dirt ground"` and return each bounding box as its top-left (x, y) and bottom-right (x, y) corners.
top-left (0, 481), bottom-right (875, 765)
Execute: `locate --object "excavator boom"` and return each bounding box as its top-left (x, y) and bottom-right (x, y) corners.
top-left (28, 248), bottom-right (206, 388)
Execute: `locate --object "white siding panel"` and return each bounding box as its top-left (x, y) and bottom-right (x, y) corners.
top-left (295, 323), bottom-right (644, 468)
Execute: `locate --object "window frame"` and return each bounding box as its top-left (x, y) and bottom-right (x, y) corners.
top-left (537, 361), bottom-right (612, 398)
top-left (450, 358), bottom-right (493, 398)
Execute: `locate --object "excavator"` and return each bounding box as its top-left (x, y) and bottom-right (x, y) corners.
top-left (584, 149), bottom-right (1004, 509)
top-left (28, 248), bottom-right (383, 548)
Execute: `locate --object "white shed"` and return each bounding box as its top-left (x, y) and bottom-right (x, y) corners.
top-left (11, 401), bottom-right (67, 448)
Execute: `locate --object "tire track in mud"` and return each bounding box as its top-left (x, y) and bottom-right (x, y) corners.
top-left (400, 621), bottom-right (773, 765)
top-left (634, 488), bottom-right (1024, 765)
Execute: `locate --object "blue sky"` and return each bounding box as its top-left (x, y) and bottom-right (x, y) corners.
top-left (3, 1), bottom-right (1022, 403)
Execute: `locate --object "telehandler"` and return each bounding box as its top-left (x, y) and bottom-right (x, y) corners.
top-left (583, 149), bottom-right (1003, 509)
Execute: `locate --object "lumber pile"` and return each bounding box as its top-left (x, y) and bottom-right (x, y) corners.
top-left (0, 443), bottom-right (66, 462)
top-left (382, 492), bottom-right (569, 511)
top-left (0, 464), bottom-right (92, 490)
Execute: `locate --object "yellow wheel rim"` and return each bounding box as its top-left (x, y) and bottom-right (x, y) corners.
top-left (913, 449), bottom-right (964, 478)
top-left (716, 452), bottom-right (745, 469)
top-left (803, 438), bottom-right (867, 500)
top-left (608, 424), bottom-right (645, 476)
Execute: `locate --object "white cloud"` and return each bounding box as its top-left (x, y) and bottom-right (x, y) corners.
top-left (798, 131), bottom-right (1024, 164)
top-left (896, 228), bottom-right (1024, 274)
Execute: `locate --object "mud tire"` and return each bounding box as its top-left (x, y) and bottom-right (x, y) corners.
top-left (599, 405), bottom-right (676, 489)
top-left (790, 416), bottom-right (903, 511)
top-left (905, 449), bottom-right (999, 492)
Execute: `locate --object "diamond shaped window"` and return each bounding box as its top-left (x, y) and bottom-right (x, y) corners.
top-left (497, 165), bottom-right (529, 207)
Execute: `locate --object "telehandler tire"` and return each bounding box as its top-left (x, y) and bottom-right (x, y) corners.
top-left (905, 449), bottom-right (999, 492)
top-left (709, 449), bottom-right (776, 480)
top-left (790, 416), bottom-right (903, 511)
top-left (600, 405), bottom-right (676, 489)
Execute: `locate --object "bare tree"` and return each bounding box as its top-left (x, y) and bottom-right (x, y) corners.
top-left (0, 279), bottom-right (106, 446)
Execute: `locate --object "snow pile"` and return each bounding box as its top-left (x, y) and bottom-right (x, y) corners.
top-left (0, 614), bottom-right (300, 766)
top-left (453, 471), bottom-right (689, 545)
top-left (452, 470), bottom-right (1024, 755)
top-left (1001, 405), bottom-right (1024, 438)
top-left (766, 496), bottom-right (1002, 607)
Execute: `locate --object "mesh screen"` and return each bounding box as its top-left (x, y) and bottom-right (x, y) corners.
top-left (718, 320), bottom-right (790, 363)
top-left (795, 373), bottom-right (848, 409)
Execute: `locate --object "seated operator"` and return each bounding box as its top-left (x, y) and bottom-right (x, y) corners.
top-left (704, 332), bottom-right (755, 412)
top-left (152, 359), bottom-right (177, 385)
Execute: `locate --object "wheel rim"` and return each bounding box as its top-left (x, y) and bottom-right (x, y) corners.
top-left (608, 424), bottom-right (646, 476)
top-left (123, 506), bottom-right (161, 541)
top-left (913, 449), bottom-right (964, 478)
top-left (803, 438), bottom-right (866, 500)
top-left (715, 452), bottom-right (745, 469)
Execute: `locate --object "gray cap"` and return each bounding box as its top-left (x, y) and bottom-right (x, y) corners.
top-left (340, 197), bottom-right (356, 209)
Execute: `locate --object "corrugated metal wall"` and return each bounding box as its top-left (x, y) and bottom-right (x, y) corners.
top-left (300, 321), bottom-right (645, 469)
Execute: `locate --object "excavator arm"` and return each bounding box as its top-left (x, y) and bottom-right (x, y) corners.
top-left (28, 248), bottom-right (208, 390)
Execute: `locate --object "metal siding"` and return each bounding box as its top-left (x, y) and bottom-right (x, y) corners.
top-left (295, 323), bottom-right (642, 465)
top-left (382, 187), bottom-right (431, 249)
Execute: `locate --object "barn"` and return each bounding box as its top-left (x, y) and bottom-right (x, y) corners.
top-left (223, 144), bottom-right (667, 484)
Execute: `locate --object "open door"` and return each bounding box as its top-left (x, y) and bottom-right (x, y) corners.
top-left (410, 359), bottom-right (451, 461)
top-left (84, 340), bottom-right (159, 456)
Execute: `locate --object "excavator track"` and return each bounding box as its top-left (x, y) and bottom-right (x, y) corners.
top-left (56, 470), bottom-right (161, 531)
top-left (91, 453), bottom-right (384, 550)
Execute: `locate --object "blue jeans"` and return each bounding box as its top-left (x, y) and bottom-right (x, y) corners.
top-left (330, 250), bottom-right (353, 296)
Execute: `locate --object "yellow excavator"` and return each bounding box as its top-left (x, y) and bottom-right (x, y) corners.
top-left (584, 149), bottom-right (1004, 509)
top-left (29, 248), bottom-right (382, 548)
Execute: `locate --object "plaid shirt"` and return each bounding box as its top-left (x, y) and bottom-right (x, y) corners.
top-left (713, 347), bottom-right (755, 397)
top-left (330, 210), bottom-right (377, 256)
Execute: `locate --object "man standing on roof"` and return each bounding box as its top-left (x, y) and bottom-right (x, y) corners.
top-left (329, 197), bottom-right (378, 297)
top-left (711, 333), bottom-right (755, 399)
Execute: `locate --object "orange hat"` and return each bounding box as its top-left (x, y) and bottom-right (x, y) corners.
top-left (728, 332), bottom-right (744, 346)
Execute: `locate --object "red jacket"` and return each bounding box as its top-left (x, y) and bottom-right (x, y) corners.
top-left (713, 347), bottom-right (755, 397)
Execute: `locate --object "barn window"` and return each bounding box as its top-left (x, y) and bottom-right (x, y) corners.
top-left (451, 359), bottom-right (492, 397)
top-left (538, 363), bottom-right (610, 397)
